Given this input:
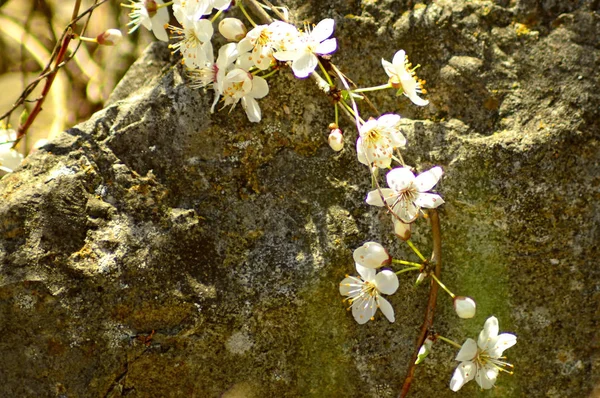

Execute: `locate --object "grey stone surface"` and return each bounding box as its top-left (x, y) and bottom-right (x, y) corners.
top-left (0, 1), bottom-right (599, 397)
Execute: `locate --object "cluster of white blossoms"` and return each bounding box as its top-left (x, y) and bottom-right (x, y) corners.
top-left (118, 1), bottom-right (516, 393)
top-left (161, 2), bottom-right (336, 122)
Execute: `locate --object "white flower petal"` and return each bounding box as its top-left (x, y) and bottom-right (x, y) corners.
top-left (415, 166), bottom-right (443, 192)
top-left (389, 130), bottom-right (407, 149)
top-left (250, 76), bottom-right (269, 99)
top-left (218, 42), bottom-right (239, 67)
top-left (195, 18), bottom-right (214, 42)
top-left (374, 270), bottom-right (399, 295)
top-left (273, 50), bottom-right (297, 61)
top-left (414, 192), bottom-right (444, 209)
top-left (449, 361), bottom-right (476, 392)
top-left (386, 167), bottom-right (415, 192)
top-left (353, 242), bottom-right (390, 269)
top-left (339, 276), bottom-right (362, 296)
top-left (366, 188), bottom-right (395, 207)
top-left (311, 18), bottom-right (334, 42)
top-left (355, 263), bottom-right (375, 281)
top-left (378, 113), bottom-right (401, 126)
top-left (455, 338), bottom-right (478, 362)
top-left (292, 52), bottom-right (318, 78)
top-left (356, 137), bottom-right (369, 166)
top-left (213, 0), bottom-right (232, 11)
top-left (488, 333), bottom-right (517, 358)
top-left (352, 296), bottom-right (376, 324)
top-left (316, 38), bottom-right (337, 55)
top-left (151, 21), bottom-right (169, 42)
top-left (406, 92), bottom-right (429, 106)
top-left (393, 200), bottom-right (419, 223)
top-left (241, 96), bottom-right (261, 123)
top-left (376, 296), bottom-right (395, 322)
top-left (478, 316), bottom-right (500, 349)
top-left (391, 50), bottom-right (406, 67)
top-left (381, 59), bottom-right (395, 77)
top-left (237, 37), bottom-right (254, 53)
top-left (476, 364), bottom-right (498, 390)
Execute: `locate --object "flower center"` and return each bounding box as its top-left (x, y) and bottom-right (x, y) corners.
top-left (364, 128), bottom-right (382, 146)
top-left (475, 350), bottom-right (515, 375)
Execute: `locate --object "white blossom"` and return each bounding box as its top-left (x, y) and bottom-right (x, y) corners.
top-left (123, 0), bottom-right (169, 42)
top-left (339, 263), bottom-right (399, 324)
top-left (188, 43), bottom-right (239, 113)
top-left (169, 15), bottom-right (214, 69)
top-left (238, 21), bottom-right (299, 71)
top-left (221, 69), bottom-right (269, 122)
top-left (356, 113), bottom-right (406, 168)
top-left (173, 0), bottom-right (231, 21)
top-left (353, 241), bottom-right (391, 269)
top-left (366, 166), bottom-right (444, 223)
top-left (273, 18), bottom-right (337, 78)
top-left (382, 50), bottom-right (429, 106)
top-left (0, 129), bottom-right (23, 174)
top-left (450, 316), bottom-right (517, 391)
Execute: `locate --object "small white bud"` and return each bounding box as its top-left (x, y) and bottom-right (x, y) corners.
top-left (328, 128), bottom-right (344, 152)
top-left (0, 128), bottom-right (23, 173)
top-left (353, 241), bottom-right (391, 269)
top-left (415, 272), bottom-right (426, 286)
top-left (453, 296), bottom-right (477, 319)
top-left (393, 217), bottom-right (411, 241)
top-left (219, 18), bottom-right (247, 42)
top-left (415, 337), bottom-right (434, 365)
top-left (96, 29), bottom-right (122, 46)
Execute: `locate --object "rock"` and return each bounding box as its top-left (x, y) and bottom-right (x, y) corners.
top-left (0, 1), bottom-right (599, 397)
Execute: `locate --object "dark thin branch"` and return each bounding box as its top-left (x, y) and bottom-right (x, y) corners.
top-left (241, 0), bottom-right (274, 24)
top-left (1, 0), bottom-right (108, 146)
top-left (399, 209), bottom-right (442, 398)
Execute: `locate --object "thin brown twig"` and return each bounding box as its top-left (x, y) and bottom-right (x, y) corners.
top-left (4, 0), bottom-right (107, 147)
top-left (399, 209), bottom-right (442, 398)
top-left (242, 0), bottom-right (273, 24)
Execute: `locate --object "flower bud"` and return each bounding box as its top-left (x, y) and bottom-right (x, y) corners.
top-left (144, 0), bottom-right (158, 17)
top-left (415, 272), bottom-right (426, 286)
top-left (96, 29), bottom-right (123, 46)
top-left (328, 128), bottom-right (344, 152)
top-left (393, 217), bottom-right (411, 241)
top-left (219, 18), bottom-right (247, 42)
top-left (0, 129), bottom-right (24, 173)
top-left (415, 337), bottom-right (434, 365)
top-left (353, 241), bottom-right (391, 269)
top-left (453, 296), bottom-right (476, 319)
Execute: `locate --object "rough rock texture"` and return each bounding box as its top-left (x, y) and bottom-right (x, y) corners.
top-left (1, 1), bottom-right (599, 397)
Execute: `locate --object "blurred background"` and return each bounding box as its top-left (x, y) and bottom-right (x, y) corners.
top-left (0, 0), bottom-right (158, 155)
